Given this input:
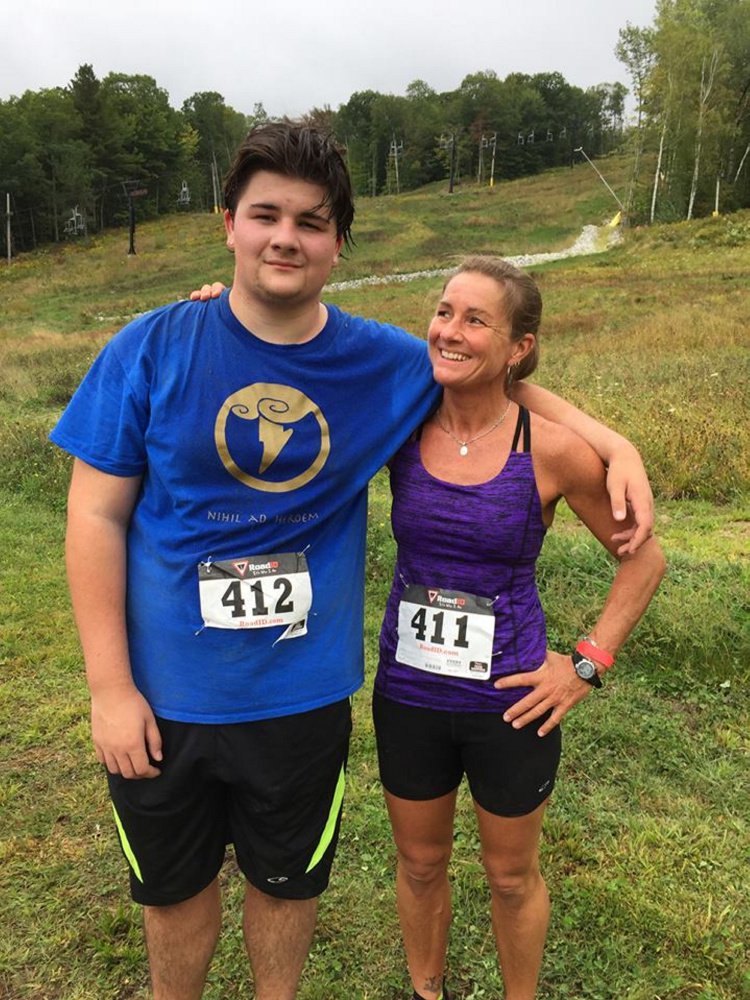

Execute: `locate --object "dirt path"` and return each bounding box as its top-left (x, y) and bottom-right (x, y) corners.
top-left (326, 224), bottom-right (619, 292)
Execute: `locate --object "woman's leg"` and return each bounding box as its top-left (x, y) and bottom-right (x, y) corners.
top-left (474, 799), bottom-right (550, 1000)
top-left (384, 789), bottom-right (458, 1000)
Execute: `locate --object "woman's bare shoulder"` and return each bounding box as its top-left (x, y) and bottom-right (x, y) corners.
top-left (528, 411), bottom-right (605, 483)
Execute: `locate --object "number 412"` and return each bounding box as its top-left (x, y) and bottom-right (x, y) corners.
top-left (221, 578), bottom-right (294, 618)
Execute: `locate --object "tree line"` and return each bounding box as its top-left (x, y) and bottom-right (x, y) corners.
top-left (618, 0), bottom-right (749, 221)
top-left (1, 0), bottom-right (747, 255)
top-left (0, 63), bottom-right (627, 254)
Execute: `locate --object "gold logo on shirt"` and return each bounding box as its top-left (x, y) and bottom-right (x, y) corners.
top-left (215, 383), bottom-right (330, 493)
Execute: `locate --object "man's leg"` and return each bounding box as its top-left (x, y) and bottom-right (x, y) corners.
top-left (474, 800), bottom-right (550, 1000)
top-left (228, 701), bottom-right (351, 999)
top-left (384, 789), bottom-right (457, 1000)
top-left (243, 881), bottom-right (318, 1000)
top-left (143, 878), bottom-right (222, 1000)
top-left (109, 719), bottom-right (228, 1000)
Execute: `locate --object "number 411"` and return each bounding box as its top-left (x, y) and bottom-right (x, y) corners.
top-left (410, 607), bottom-right (469, 648)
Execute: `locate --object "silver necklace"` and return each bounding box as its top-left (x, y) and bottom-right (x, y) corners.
top-left (436, 401), bottom-right (512, 456)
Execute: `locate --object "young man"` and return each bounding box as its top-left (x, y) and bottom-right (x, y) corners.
top-left (51, 123), bottom-right (652, 1000)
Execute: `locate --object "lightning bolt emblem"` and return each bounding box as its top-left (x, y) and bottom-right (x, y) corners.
top-left (258, 416), bottom-right (293, 473)
top-left (215, 383), bottom-right (330, 493)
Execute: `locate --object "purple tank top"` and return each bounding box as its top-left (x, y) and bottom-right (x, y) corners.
top-left (375, 406), bottom-right (547, 712)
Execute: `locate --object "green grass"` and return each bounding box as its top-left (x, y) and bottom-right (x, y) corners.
top-left (0, 165), bottom-right (748, 999)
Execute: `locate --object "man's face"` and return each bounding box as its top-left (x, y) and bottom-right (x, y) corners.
top-left (224, 170), bottom-right (342, 310)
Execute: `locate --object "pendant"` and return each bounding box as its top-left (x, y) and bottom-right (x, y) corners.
top-left (459, 444), bottom-right (469, 456)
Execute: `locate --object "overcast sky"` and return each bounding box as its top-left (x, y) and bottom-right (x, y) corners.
top-left (3, 0), bottom-right (656, 118)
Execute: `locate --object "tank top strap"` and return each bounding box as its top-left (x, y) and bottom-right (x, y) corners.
top-left (511, 405), bottom-right (531, 453)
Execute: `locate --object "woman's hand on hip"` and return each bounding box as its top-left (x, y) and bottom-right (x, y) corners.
top-left (494, 649), bottom-right (592, 737)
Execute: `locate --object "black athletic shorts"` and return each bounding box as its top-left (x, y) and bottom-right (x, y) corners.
top-left (108, 699), bottom-right (351, 906)
top-left (373, 691), bottom-right (561, 817)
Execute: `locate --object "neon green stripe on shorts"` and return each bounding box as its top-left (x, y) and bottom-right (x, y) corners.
top-left (305, 764), bottom-right (346, 873)
top-left (111, 803), bottom-right (144, 883)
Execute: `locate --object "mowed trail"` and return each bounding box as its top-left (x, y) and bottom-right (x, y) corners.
top-left (326, 224), bottom-right (619, 292)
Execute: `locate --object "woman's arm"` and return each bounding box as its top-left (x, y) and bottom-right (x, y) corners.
top-left (495, 425), bottom-right (666, 736)
top-left (512, 381), bottom-right (654, 555)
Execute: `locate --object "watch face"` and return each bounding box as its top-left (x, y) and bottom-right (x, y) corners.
top-left (575, 658), bottom-right (596, 680)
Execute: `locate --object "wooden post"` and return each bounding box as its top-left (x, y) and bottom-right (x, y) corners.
top-left (128, 194), bottom-right (136, 255)
top-left (5, 193), bottom-right (11, 265)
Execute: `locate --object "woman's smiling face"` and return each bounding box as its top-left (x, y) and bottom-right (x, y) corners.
top-left (427, 271), bottom-right (518, 390)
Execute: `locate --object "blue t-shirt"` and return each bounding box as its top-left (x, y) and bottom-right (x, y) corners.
top-left (51, 293), bottom-right (438, 723)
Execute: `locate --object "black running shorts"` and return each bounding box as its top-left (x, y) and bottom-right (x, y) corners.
top-left (373, 691), bottom-right (561, 817)
top-left (108, 699), bottom-right (351, 905)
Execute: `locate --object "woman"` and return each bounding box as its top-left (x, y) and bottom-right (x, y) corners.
top-left (373, 256), bottom-right (665, 1000)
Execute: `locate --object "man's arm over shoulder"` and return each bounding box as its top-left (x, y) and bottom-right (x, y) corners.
top-left (513, 381), bottom-right (654, 554)
top-left (66, 460), bottom-right (162, 779)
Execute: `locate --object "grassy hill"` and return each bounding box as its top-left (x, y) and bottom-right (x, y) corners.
top-left (1, 161), bottom-right (748, 999)
top-left (0, 153), bottom-right (633, 340)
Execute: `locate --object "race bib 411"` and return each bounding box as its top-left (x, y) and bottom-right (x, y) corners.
top-left (396, 584), bottom-right (496, 680)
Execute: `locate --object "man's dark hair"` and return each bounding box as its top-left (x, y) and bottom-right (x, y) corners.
top-left (223, 122), bottom-right (355, 249)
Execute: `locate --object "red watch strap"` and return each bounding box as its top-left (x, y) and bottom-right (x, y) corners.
top-left (575, 639), bottom-right (615, 669)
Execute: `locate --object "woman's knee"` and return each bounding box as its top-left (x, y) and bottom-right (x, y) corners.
top-left (483, 860), bottom-right (544, 905)
top-left (397, 842), bottom-right (451, 886)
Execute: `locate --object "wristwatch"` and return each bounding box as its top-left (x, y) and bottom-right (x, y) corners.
top-left (572, 650), bottom-right (603, 688)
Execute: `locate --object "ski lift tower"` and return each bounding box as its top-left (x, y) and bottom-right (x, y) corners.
top-left (388, 138), bottom-right (403, 194)
top-left (122, 180), bottom-right (148, 255)
top-left (478, 135), bottom-right (487, 184)
top-left (488, 132), bottom-right (497, 187)
top-left (439, 133), bottom-right (457, 194)
top-left (5, 193), bottom-right (11, 265)
top-left (478, 133), bottom-right (497, 186)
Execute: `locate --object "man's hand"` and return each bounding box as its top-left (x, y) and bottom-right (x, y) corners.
top-left (605, 443), bottom-right (654, 555)
top-left (189, 281), bottom-right (227, 302)
top-left (494, 650), bottom-right (593, 737)
top-left (91, 684), bottom-right (163, 779)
